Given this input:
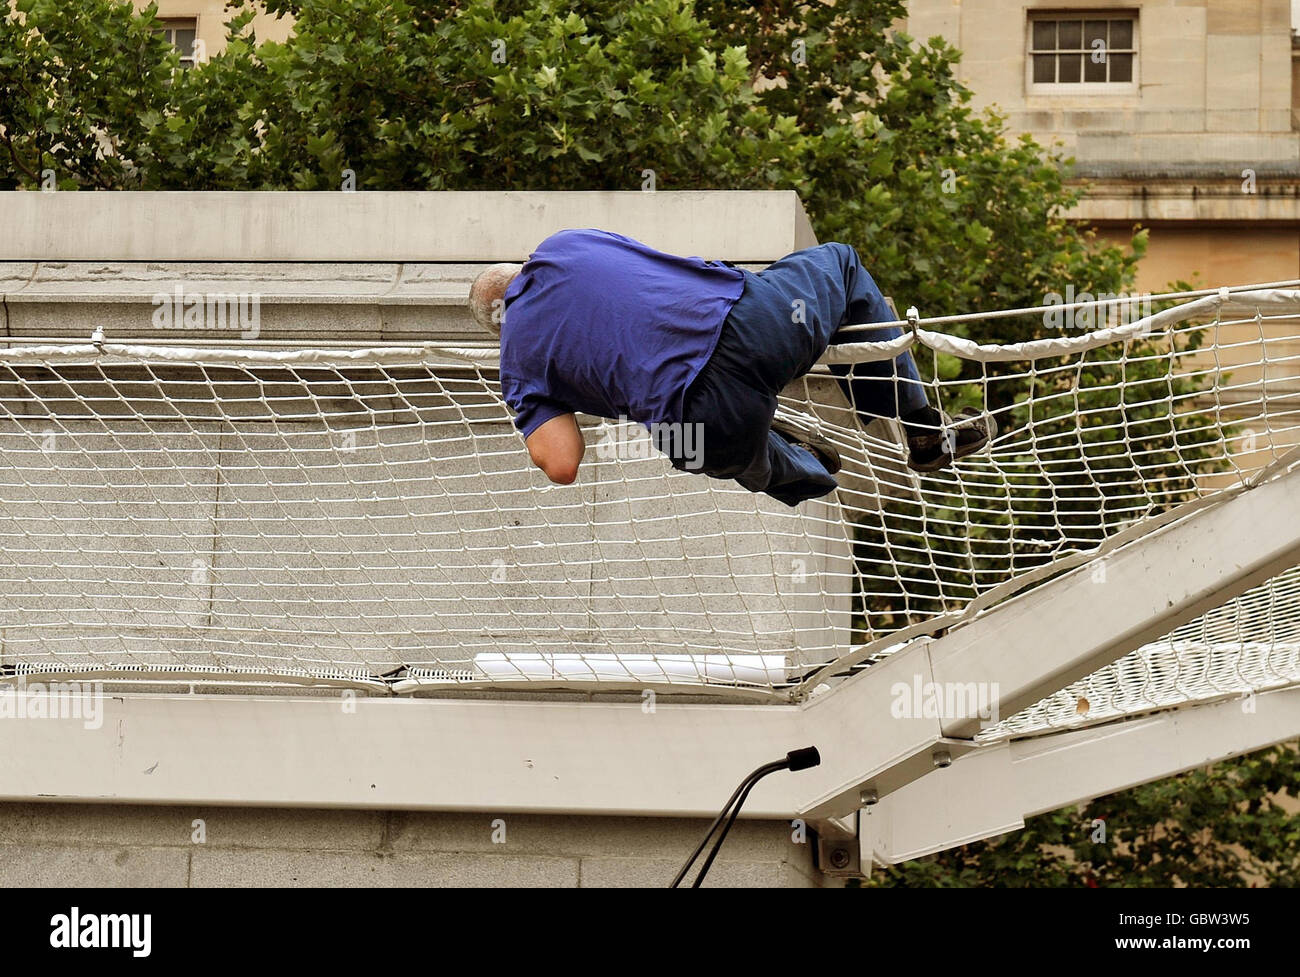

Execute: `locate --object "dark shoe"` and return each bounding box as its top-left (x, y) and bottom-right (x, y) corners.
top-left (770, 419), bottom-right (842, 475)
top-left (906, 407), bottom-right (996, 472)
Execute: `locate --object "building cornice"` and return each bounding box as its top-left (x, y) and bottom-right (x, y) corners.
top-left (1068, 176), bottom-right (1300, 223)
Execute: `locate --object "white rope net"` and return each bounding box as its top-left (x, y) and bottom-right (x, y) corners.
top-left (1, 288), bottom-right (1298, 728)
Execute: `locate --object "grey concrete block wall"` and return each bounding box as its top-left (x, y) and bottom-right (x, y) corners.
top-left (0, 803), bottom-right (829, 888)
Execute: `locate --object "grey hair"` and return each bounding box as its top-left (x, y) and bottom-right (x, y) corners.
top-left (468, 263), bottom-right (523, 335)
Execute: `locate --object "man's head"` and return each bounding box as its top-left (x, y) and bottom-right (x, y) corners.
top-left (468, 262), bottom-right (523, 336)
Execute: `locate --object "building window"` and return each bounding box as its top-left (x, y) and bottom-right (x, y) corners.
top-left (154, 19), bottom-right (199, 69)
top-left (1029, 13), bottom-right (1136, 91)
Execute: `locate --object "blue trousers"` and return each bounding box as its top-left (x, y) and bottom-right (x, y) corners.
top-left (675, 243), bottom-right (927, 507)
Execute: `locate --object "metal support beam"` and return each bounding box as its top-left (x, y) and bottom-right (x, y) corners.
top-left (0, 692), bottom-right (808, 817)
top-left (796, 463), bottom-right (1300, 817)
top-left (930, 465), bottom-right (1300, 740)
top-left (862, 684), bottom-right (1300, 864)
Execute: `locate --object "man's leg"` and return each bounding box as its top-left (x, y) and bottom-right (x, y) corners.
top-left (725, 243), bottom-right (931, 421)
top-left (669, 246), bottom-right (910, 505)
top-left (811, 246), bottom-right (999, 467)
top-left (697, 243), bottom-right (990, 488)
top-left (828, 326), bottom-right (929, 421)
top-left (670, 326), bottom-right (837, 507)
top-left (813, 243), bottom-right (930, 421)
top-left (739, 430), bottom-right (840, 507)
top-left (672, 242), bottom-right (962, 504)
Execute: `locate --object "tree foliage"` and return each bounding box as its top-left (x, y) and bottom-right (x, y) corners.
top-left (2, 0), bottom-right (1142, 319)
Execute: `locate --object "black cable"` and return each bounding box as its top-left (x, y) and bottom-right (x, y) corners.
top-left (668, 760), bottom-right (783, 888)
top-left (670, 746), bottom-right (820, 888)
top-left (690, 776), bottom-right (762, 887)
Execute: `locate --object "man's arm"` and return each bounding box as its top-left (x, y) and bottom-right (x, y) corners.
top-left (525, 413), bottom-right (584, 484)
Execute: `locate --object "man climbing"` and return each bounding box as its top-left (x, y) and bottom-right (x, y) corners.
top-left (470, 228), bottom-right (993, 507)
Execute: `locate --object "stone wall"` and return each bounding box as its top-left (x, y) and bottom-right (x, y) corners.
top-left (0, 803), bottom-right (826, 888)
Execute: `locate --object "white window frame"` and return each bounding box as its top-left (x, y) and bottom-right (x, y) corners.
top-left (154, 17), bottom-right (201, 69)
top-left (1026, 11), bottom-right (1139, 96)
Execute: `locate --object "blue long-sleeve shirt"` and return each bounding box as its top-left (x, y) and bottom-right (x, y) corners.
top-left (498, 229), bottom-right (746, 437)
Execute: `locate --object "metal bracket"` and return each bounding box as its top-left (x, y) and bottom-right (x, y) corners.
top-left (810, 811), bottom-right (868, 881)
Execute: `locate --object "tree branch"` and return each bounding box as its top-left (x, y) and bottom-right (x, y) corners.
top-left (0, 126), bottom-right (41, 185)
